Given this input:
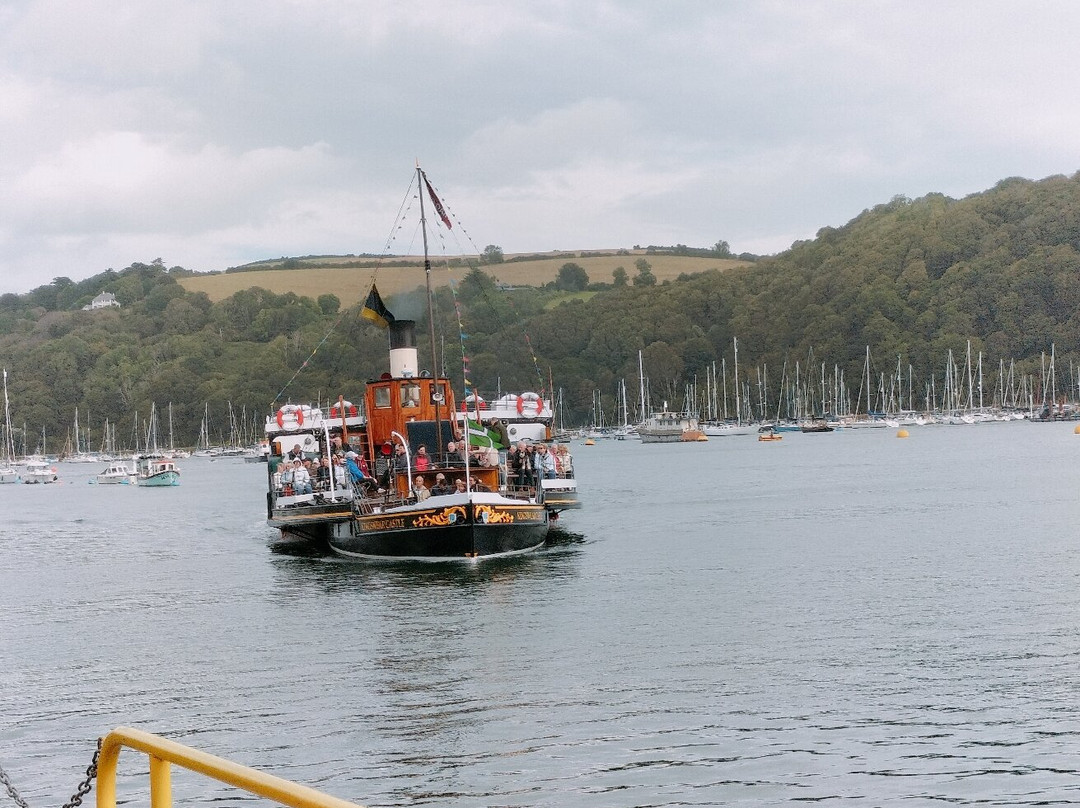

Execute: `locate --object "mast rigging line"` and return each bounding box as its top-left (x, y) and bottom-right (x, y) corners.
top-left (270, 167), bottom-right (547, 410)
top-left (269, 173), bottom-right (421, 409)
top-left (418, 173), bottom-right (549, 400)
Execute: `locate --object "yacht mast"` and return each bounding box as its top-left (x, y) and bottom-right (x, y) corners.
top-left (733, 337), bottom-right (741, 424)
top-left (638, 349), bottom-right (646, 422)
top-left (2, 370), bottom-right (14, 462)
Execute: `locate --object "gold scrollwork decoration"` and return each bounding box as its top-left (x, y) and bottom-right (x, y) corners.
top-left (414, 506), bottom-right (467, 527)
top-left (474, 505), bottom-right (516, 524)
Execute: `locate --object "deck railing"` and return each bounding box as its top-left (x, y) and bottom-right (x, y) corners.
top-left (97, 727), bottom-right (364, 808)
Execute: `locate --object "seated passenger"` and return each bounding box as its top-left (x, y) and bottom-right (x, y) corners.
top-left (415, 445), bottom-right (431, 471)
top-left (430, 473), bottom-right (452, 496)
top-left (331, 454), bottom-right (349, 489)
top-left (278, 463), bottom-right (294, 494)
top-left (471, 444), bottom-right (498, 467)
top-left (291, 460), bottom-right (312, 495)
top-left (345, 451), bottom-right (368, 484)
top-left (443, 441), bottom-right (465, 467)
top-left (315, 456), bottom-right (331, 489)
top-left (392, 443), bottom-right (409, 474)
top-left (414, 475), bottom-right (430, 501)
top-left (536, 444), bottom-right (557, 479)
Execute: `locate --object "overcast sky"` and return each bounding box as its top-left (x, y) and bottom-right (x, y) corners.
top-left (2, 1), bottom-right (1078, 294)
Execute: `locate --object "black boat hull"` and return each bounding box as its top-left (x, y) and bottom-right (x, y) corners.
top-left (328, 498), bottom-right (548, 559)
top-left (269, 499), bottom-right (353, 546)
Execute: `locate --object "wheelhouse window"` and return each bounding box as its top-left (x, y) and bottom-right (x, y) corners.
top-left (374, 387), bottom-right (392, 409)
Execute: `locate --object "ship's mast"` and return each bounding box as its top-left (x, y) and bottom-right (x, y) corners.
top-left (416, 162), bottom-right (440, 381)
top-left (416, 162), bottom-right (445, 457)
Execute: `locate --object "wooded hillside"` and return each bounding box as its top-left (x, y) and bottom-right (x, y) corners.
top-left (2, 171), bottom-right (1079, 450)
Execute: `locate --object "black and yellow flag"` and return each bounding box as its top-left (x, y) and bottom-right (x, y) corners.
top-left (361, 284), bottom-right (395, 328)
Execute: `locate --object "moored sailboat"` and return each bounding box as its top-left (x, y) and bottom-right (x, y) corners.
top-left (1, 369), bottom-right (20, 483)
top-left (135, 404), bottom-right (180, 486)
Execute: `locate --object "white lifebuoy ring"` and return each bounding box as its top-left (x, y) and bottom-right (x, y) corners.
top-left (331, 401), bottom-right (358, 418)
top-left (517, 392), bottom-right (543, 417)
top-left (276, 405), bottom-right (304, 430)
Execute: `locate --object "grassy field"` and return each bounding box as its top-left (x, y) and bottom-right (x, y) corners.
top-left (178, 252), bottom-right (751, 305)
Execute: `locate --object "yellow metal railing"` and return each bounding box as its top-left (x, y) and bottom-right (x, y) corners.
top-left (97, 727), bottom-right (365, 808)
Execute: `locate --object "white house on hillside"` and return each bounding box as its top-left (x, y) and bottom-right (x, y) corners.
top-left (82, 291), bottom-right (120, 311)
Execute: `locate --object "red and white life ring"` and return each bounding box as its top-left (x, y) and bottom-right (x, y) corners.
top-left (276, 405), bottom-right (304, 430)
top-left (517, 392), bottom-right (543, 417)
top-left (330, 401), bottom-right (358, 418)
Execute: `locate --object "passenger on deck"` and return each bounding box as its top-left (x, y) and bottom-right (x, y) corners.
top-left (537, 444), bottom-right (557, 479)
top-left (509, 441), bottom-right (531, 488)
top-left (525, 443), bottom-right (539, 485)
top-left (444, 441), bottom-right (465, 467)
top-left (331, 454), bottom-right (349, 488)
top-left (278, 462), bottom-right (295, 494)
top-left (392, 443), bottom-right (409, 475)
top-left (415, 445), bottom-right (431, 471)
top-left (471, 444), bottom-right (498, 467)
top-left (414, 475), bottom-right (430, 501)
top-left (469, 477), bottom-right (491, 492)
top-left (287, 443), bottom-right (304, 461)
top-left (453, 477), bottom-right (467, 494)
top-left (353, 449), bottom-right (370, 477)
top-left (430, 473), bottom-right (452, 496)
top-left (345, 451), bottom-right (367, 484)
top-left (555, 444), bottom-right (573, 476)
top-left (291, 460), bottom-right (313, 495)
top-left (315, 456), bottom-right (331, 489)
top-left (346, 451), bottom-right (380, 494)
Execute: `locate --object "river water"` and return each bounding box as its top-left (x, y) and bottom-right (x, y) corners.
top-left (2, 421), bottom-right (1080, 807)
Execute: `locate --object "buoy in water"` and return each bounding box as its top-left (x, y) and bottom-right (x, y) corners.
top-left (584, 438), bottom-right (595, 446)
top-left (896, 429), bottom-right (909, 438)
top-left (1073, 424), bottom-right (1080, 435)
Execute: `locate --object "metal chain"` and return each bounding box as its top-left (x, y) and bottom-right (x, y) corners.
top-left (60, 738), bottom-right (100, 808)
top-left (0, 738), bottom-right (100, 808)
top-left (0, 765), bottom-right (32, 808)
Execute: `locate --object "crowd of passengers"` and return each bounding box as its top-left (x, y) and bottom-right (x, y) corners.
top-left (272, 437), bottom-right (573, 499)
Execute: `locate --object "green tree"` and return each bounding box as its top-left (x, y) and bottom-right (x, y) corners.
top-left (612, 266), bottom-right (628, 287)
top-left (318, 293), bottom-right (341, 315)
top-left (556, 263), bottom-right (589, 292)
top-left (633, 258), bottom-right (656, 287)
top-left (482, 245), bottom-right (504, 264)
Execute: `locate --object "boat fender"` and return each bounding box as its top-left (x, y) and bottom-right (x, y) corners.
top-left (276, 405), bottom-right (304, 430)
top-left (517, 392), bottom-right (542, 417)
